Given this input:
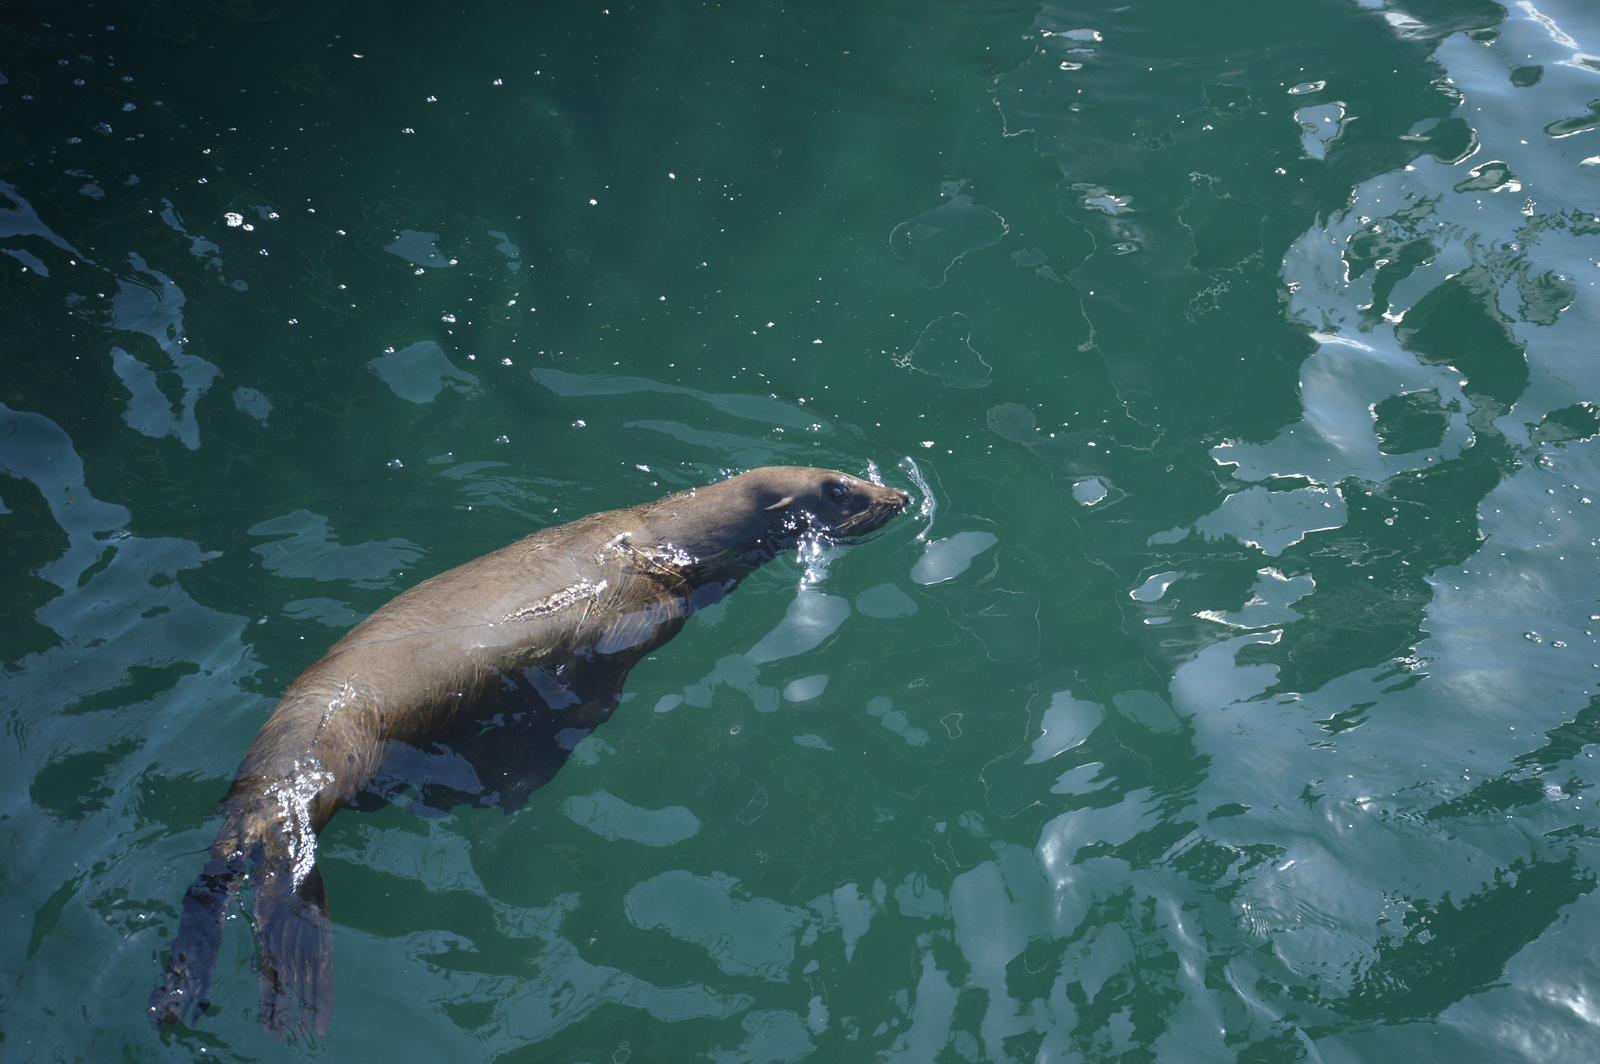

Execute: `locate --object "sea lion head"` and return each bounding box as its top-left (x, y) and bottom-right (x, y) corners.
top-left (643, 466), bottom-right (912, 566)
top-left (753, 466), bottom-right (913, 540)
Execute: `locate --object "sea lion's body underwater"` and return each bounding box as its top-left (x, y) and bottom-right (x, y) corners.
top-left (150, 466), bottom-right (911, 1036)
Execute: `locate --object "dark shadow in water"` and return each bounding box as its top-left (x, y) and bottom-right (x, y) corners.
top-left (1334, 855), bottom-right (1595, 1025)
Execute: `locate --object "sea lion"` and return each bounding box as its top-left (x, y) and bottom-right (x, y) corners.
top-left (149, 466), bottom-right (910, 1037)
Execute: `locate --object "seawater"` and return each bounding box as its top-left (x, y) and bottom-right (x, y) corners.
top-left (3, 1), bottom-right (1600, 1061)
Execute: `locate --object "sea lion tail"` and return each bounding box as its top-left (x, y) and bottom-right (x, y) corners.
top-left (148, 852), bottom-right (242, 1029)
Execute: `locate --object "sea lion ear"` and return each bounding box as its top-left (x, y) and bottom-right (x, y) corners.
top-left (763, 495), bottom-right (796, 512)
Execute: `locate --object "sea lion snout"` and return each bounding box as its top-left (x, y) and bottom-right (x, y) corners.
top-left (829, 480), bottom-right (913, 536)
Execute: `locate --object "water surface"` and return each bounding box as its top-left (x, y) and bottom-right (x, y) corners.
top-left (4, 1), bottom-right (1600, 1061)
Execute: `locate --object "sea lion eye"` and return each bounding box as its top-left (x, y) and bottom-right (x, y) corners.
top-left (825, 482), bottom-right (850, 504)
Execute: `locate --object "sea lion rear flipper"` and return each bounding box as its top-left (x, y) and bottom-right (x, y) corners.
top-left (253, 857), bottom-right (334, 1038)
top-left (149, 855), bottom-right (241, 1028)
top-left (594, 592), bottom-right (687, 655)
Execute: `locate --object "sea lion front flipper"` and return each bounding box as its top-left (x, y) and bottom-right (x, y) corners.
top-left (253, 858), bottom-right (334, 1038)
top-left (593, 590), bottom-right (688, 656)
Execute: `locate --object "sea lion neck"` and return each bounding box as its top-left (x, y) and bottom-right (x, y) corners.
top-left (636, 471), bottom-right (792, 570)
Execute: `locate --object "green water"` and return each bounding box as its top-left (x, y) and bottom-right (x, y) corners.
top-left (4, 0), bottom-right (1600, 1060)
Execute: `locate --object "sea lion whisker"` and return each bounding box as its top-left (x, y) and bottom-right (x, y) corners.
top-left (829, 530), bottom-right (888, 546)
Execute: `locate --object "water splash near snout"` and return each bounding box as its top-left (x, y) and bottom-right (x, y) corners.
top-left (795, 531), bottom-right (839, 589)
top-left (897, 456), bottom-right (937, 541)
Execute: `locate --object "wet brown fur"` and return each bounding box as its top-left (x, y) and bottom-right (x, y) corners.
top-left (149, 467), bottom-right (909, 1037)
